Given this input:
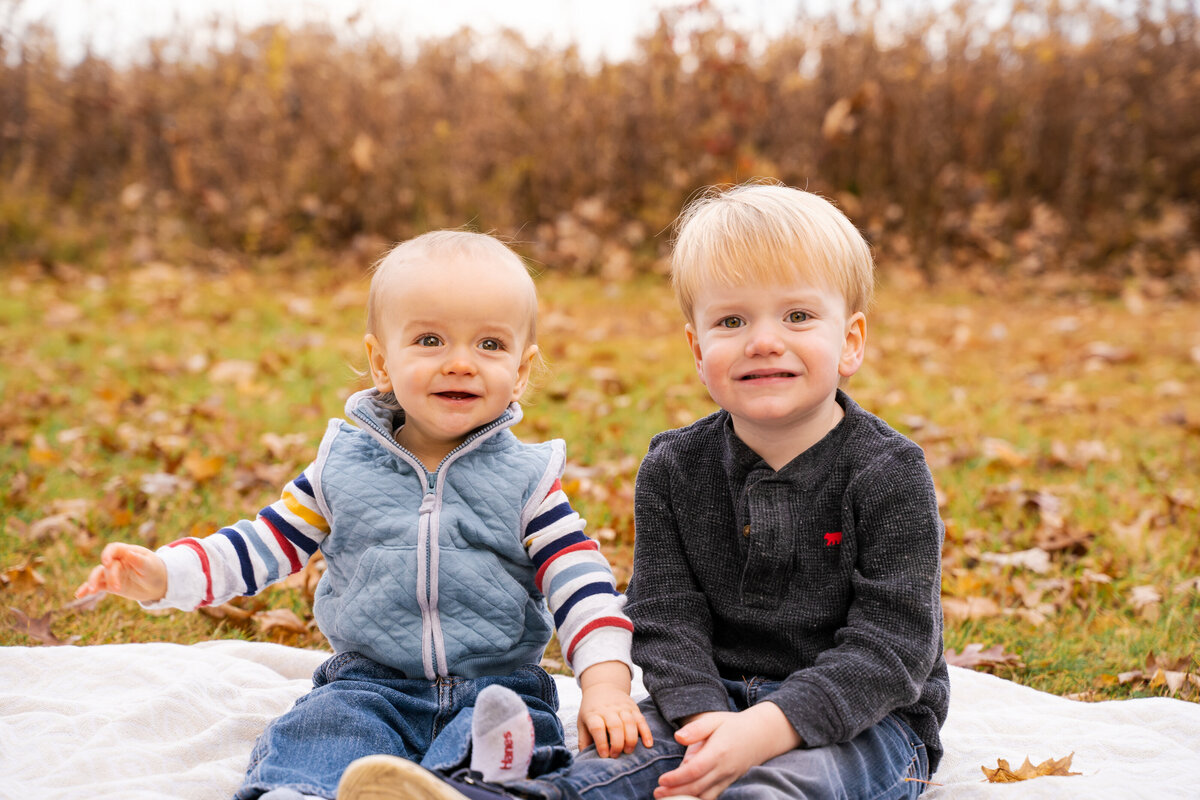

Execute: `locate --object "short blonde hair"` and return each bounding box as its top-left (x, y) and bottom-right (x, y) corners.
top-left (671, 182), bottom-right (875, 323)
top-left (367, 230), bottom-right (537, 342)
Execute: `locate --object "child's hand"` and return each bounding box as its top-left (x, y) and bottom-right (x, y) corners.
top-left (576, 661), bottom-right (654, 758)
top-left (653, 702), bottom-right (802, 800)
top-left (75, 543), bottom-right (168, 604)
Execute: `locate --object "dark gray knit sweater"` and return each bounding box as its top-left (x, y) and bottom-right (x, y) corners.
top-left (626, 390), bottom-right (950, 771)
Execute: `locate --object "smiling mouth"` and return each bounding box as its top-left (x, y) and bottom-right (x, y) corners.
top-left (739, 372), bottom-right (796, 380)
top-left (436, 391), bottom-right (479, 400)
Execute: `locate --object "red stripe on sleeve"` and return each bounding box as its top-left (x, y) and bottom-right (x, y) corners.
top-left (168, 539), bottom-right (214, 607)
top-left (534, 539), bottom-right (600, 591)
top-left (545, 478), bottom-right (562, 499)
top-left (262, 515), bottom-right (305, 574)
top-left (566, 616), bottom-right (634, 662)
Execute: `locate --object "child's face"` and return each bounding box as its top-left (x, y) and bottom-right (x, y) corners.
top-left (364, 254), bottom-right (537, 468)
top-left (685, 275), bottom-right (865, 445)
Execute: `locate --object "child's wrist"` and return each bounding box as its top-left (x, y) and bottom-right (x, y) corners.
top-left (577, 660), bottom-right (633, 692)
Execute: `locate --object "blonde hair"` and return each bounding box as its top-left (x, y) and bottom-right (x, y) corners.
top-left (366, 230), bottom-right (537, 343)
top-left (671, 182), bottom-right (875, 323)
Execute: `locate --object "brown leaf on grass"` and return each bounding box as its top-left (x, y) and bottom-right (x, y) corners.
top-left (209, 359), bottom-right (258, 384)
top-left (28, 432), bottom-right (62, 467)
top-left (255, 608), bottom-right (308, 636)
top-left (6, 607), bottom-right (80, 646)
top-left (199, 603), bottom-right (256, 623)
top-left (980, 547), bottom-right (1052, 573)
top-left (1047, 439), bottom-right (1119, 469)
top-left (182, 451), bottom-right (224, 483)
top-left (1116, 652), bottom-right (1200, 699)
top-left (980, 438), bottom-right (1030, 469)
top-left (1, 559), bottom-right (46, 591)
top-left (945, 643), bottom-right (1024, 671)
top-left (25, 512), bottom-right (87, 543)
top-left (1128, 584), bottom-right (1162, 611)
top-left (981, 753), bottom-right (1081, 783)
top-left (1034, 523), bottom-right (1093, 555)
top-left (941, 595), bottom-right (1002, 622)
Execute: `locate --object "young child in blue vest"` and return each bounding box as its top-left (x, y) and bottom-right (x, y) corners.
top-left (75, 230), bottom-right (652, 800)
top-left (342, 183), bottom-right (949, 800)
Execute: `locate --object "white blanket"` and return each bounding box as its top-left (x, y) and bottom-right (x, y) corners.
top-left (2, 641), bottom-right (1197, 799)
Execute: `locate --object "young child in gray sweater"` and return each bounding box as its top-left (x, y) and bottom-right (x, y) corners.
top-left (333, 184), bottom-right (949, 800)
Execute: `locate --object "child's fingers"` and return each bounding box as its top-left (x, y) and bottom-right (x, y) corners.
top-left (618, 709), bottom-right (641, 753)
top-left (75, 565), bottom-right (107, 598)
top-left (583, 713), bottom-right (612, 758)
top-left (576, 720), bottom-right (593, 752)
top-left (605, 712), bottom-right (627, 756)
top-left (636, 710), bottom-right (654, 749)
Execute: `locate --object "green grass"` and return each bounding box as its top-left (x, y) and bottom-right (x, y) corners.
top-left (2, 260), bottom-right (1197, 701)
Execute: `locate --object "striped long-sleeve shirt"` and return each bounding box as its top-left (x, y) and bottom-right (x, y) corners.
top-left (149, 401), bottom-right (633, 680)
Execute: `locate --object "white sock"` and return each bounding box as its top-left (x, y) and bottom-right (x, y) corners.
top-left (469, 684), bottom-right (534, 784)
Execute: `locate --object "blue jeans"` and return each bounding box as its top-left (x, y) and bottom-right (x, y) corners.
top-left (234, 652), bottom-right (571, 800)
top-left (508, 677), bottom-right (929, 800)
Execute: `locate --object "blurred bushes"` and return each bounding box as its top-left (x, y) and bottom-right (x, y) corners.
top-left (2, 1), bottom-right (1198, 291)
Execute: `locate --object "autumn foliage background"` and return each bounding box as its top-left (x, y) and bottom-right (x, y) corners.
top-left (1, 1), bottom-right (1198, 701)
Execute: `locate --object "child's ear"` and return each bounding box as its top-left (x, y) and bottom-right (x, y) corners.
top-left (838, 312), bottom-right (867, 378)
top-left (685, 324), bottom-right (707, 386)
top-left (364, 334), bottom-right (392, 392)
top-left (511, 343), bottom-right (539, 401)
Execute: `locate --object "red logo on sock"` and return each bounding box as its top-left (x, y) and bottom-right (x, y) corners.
top-left (501, 730), bottom-right (514, 770)
top-left (824, 531), bottom-right (842, 546)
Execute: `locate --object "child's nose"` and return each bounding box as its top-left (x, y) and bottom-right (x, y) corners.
top-left (744, 325), bottom-right (785, 356)
top-left (441, 346), bottom-right (477, 374)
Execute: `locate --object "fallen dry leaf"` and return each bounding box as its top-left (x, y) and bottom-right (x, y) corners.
top-left (1, 559), bottom-right (47, 591)
top-left (182, 451), bottom-right (224, 483)
top-left (945, 643), bottom-right (1024, 671)
top-left (198, 602), bottom-right (256, 623)
top-left (980, 438), bottom-right (1030, 469)
top-left (942, 595), bottom-right (1003, 622)
top-left (981, 753), bottom-right (1081, 783)
top-left (255, 608), bottom-right (308, 635)
top-left (980, 548), bottom-right (1051, 573)
top-left (6, 607), bottom-right (80, 646)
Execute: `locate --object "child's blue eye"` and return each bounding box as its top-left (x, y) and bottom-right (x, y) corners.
top-left (418, 335), bottom-right (442, 347)
top-left (787, 311), bottom-right (810, 323)
top-left (478, 338), bottom-right (503, 351)
top-left (719, 317), bottom-right (744, 329)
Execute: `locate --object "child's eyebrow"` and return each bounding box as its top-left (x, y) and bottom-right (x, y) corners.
top-left (402, 318), bottom-right (520, 336)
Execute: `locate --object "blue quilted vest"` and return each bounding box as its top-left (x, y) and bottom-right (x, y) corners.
top-left (308, 389), bottom-right (563, 679)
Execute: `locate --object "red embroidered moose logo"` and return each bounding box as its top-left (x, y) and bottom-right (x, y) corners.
top-left (824, 531), bottom-right (843, 546)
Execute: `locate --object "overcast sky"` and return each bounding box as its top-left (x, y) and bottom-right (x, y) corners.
top-left (11, 0), bottom-right (901, 64)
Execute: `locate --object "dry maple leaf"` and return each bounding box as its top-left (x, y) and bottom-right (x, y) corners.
top-left (6, 607), bottom-right (80, 646)
top-left (981, 753), bottom-right (1081, 783)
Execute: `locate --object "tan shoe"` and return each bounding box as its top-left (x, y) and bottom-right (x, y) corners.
top-left (338, 755), bottom-right (517, 800)
top-left (337, 755), bottom-right (465, 800)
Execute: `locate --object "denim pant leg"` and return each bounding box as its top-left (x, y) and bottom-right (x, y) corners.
top-left (719, 678), bottom-right (930, 800)
top-left (504, 696), bottom-right (686, 800)
top-left (235, 652), bottom-right (445, 800)
top-left (421, 664), bottom-right (571, 778)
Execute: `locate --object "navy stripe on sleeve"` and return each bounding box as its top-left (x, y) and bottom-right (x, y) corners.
top-left (527, 501), bottom-right (574, 536)
top-left (260, 506), bottom-right (320, 557)
top-left (553, 582), bottom-right (619, 628)
top-left (531, 530), bottom-right (592, 570)
top-left (292, 472), bottom-right (316, 497)
top-left (217, 528), bottom-right (258, 595)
